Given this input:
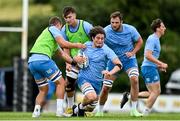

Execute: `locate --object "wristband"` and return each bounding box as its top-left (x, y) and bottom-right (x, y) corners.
top-left (116, 63), bottom-right (122, 69)
top-left (71, 59), bottom-right (77, 66)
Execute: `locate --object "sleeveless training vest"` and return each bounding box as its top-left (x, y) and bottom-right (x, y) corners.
top-left (65, 20), bottom-right (90, 57)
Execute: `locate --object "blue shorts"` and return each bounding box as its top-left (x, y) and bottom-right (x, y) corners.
top-left (107, 58), bottom-right (138, 74)
top-left (77, 76), bottom-right (103, 95)
top-left (141, 66), bottom-right (160, 84)
top-left (28, 59), bottom-right (61, 80)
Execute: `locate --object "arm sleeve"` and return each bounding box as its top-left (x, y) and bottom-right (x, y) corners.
top-left (49, 26), bottom-right (63, 38)
top-left (61, 25), bottom-right (69, 41)
top-left (83, 21), bottom-right (93, 35)
top-left (131, 26), bottom-right (141, 42)
top-left (104, 45), bottom-right (118, 61)
top-left (145, 37), bottom-right (155, 51)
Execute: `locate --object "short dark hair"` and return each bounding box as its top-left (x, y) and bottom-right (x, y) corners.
top-left (89, 26), bottom-right (106, 41)
top-left (151, 18), bottom-right (163, 32)
top-left (63, 6), bottom-right (76, 17)
top-left (110, 11), bottom-right (123, 20)
top-left (49, 16), bottom-right (62, 26)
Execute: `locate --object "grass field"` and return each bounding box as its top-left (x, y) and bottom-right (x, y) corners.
top-left (0, 112), bottom-right (180, 121)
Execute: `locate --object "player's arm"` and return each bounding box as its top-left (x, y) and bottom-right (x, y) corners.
top-left (55, 36), bottom-right (86, 49)
top-left (145, 50), bottom-right (168, 71)
top-left (126, 37), bottom-right (143, 57)
top-left (102, 57), bottom-right (122, 76)
top-left (110, 57), bottom-right (122, 74)
top-left (132, 37), bottom-right (143, 55)
top-left (49, 26), bottom-right (86, 49)
top-left (57, 48), bottom-right (84, 66)
top-left (63, 48), bottom-right (72, 71)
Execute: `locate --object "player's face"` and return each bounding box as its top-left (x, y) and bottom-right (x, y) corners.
top-left (110, 17), bottom-right (122, 31)
top-left (92, 34), bottom-right (105, 48)
top-left (159, 23), bottom-right (166, 35)
top-left (64, 12), bottom-right (76, 26)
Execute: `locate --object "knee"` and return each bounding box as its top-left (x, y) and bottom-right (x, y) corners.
top-left (61, 79), bottom-right (67, 86)
top-left (55, 77), bottom-right (66, 86)
top-left (87, 94), bottom-right (97, 102)
top-left (130, 76), bottom-right (139, 85)
top-left (39, 85), bottom-right (49, 94)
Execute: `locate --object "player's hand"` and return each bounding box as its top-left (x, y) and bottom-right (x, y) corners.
top-left (102, 70), bottom-right (112, 77)
top-left (73, 56), bottom-right (86, 64)
top-left (66, 63), bottom-right (72, 71)
top-left (159, 67), bottom-right (167, 72)
top-left (125, 51), bottom-right (134, 58)
top-left (158, 62), bottom-right (168, 72)
top-left (76, 43), bottom-right (86, 49)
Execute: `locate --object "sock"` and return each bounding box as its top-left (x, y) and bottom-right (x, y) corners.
top-left (99, 105), bottom-right (104, 112)
top-left (57, 99), bottom-right (64, 113)
top-left (131, 101), bottom-right (137, 110)
top-left (33, 105), bottom-right (41, 113)
top-left (74, 106), bottom-right (78, 114)
top-left (79, 103), bottom-right (85, 109)
top-left (74, 103), bottom-right (85, 114)
top-left (143, 107), bottom-right (151, 114)
top-left (67, 96), bottom-right (74, 108)
top-left (128, 94), bottom-right (131, 99)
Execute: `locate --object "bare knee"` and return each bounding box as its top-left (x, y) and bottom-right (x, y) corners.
top-left (130, 76), bottom-right (139, 85)
top-left (39, 85), bottom-right (49, 94)
top-left (86, 93), bottom-right (97, 102)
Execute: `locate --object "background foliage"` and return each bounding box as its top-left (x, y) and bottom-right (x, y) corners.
top-left (0, 0), bottom-right (180, 93)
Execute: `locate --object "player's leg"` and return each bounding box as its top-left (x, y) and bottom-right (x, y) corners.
top-left (141, 66), bottom-right (161, 115)
top-left (120, 91), bottom-right (130, 108)
top-left (96, 61), bottom-right (116, 116)
top-left (121, 91), bottom-right (150, 109)
top-left (143, 82), bottom-right (160, 115)
top-left (43, 80), bottom-right (56, 112)
top-left (32, 82), bottom-right (48, 117)
top-left (74, 77), bottom-right (98, 117)
top-left (28, 61), bottom-right (49, 118)
top-left (138, 91), bottom-right (150, 98)
top-left (125, 59), bottom-right (142, 117)
top-left (49, 71), bottom-right (65, 117)
top-left (85, 80), bottom-right (101, 116)
top-left (64, 67), bottom-right (79, 116)
top-left (44, 60), bottom-right (66, 117)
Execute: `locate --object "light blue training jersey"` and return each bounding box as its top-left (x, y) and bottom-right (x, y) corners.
top-left (61, 19), bottom-right (93, 41)
top-left (28, 26), bottom-right (62, 63)
top-left (104, 24), bottom-right (140, 61)
top-left (141, 33), bottom-right (161, 67)
top-left (78, 41), bottom-right (118, 82)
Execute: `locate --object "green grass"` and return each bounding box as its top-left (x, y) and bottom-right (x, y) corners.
top-left (0, 112), bottom-right (180, 120)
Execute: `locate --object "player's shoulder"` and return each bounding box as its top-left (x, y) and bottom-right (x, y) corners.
top-left (147, 33), bottom-right (158, 42)
top-left (104, 25), bottom-right (112, 33)
top-left (84, 41), bottom-right (92, 46)
top-left (104, 25), bottom-right (111, 30)
top-left (82, 20), bottom-right (93, 27)
top-left (102, 44), bottom-right (111, 51)
top-left (123, 23), bottom-right (136, 30)
top-left (49, 25), bottom-right (58, 31)
top-left (61, 25), bottom-right (66, 32)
